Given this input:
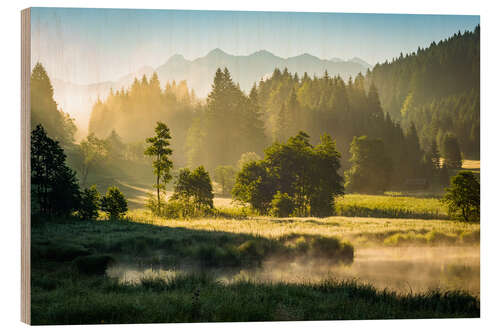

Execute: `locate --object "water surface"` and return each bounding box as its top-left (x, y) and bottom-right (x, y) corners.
top-left (107, 246), bottom-right (479, 296)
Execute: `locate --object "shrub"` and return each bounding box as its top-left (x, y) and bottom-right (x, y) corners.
top-left (270, 191), bottom-right (295, 217)
top-left (442, 171), bottom-right (480, 222)
top-left (309, 237), bottom-right (354, 264)
top-left (78, 185), bottom-right (101, 220)
top-left (101, 186), bottom-right (128, 220)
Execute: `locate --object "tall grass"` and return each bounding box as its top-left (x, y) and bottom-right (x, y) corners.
top-left (336, 194), bottom-right (448, 219)
top-left (30, 216), bottom-right (480, 324)
top-left (126, 209), bottom-right (479, 247)
top-left (31, 270), bottom-right (479, 324)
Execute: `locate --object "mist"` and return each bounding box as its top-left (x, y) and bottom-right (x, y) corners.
top-left (107, 245), bottom-right (479, 297)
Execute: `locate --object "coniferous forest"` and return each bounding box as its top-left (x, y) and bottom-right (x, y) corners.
top-left (76, 27), bottom-right (480, 193)
top-left (27, 10), bottom-right (480, 325)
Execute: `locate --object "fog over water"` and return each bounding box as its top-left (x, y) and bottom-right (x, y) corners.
top-left (107, 246), bottom-right (480, 297)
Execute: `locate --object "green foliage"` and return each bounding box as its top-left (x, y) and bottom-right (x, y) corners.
top-left (78, 185), bottom-right (101, 220)
top-left (89, 73), bottom-right (196, 166)
top-left (270, 191), bottom-right (295, 217)
top-left (442, 134), bottom-right (463, 169)
top-left (310, 134), bottom-right (344, 216)
top-left (442, 171), bottom-right (480, 222)
top-left (345, 136), bottom-right (392, 194)
top-left (233, 132), bottom-right (344, 216)
top-left (191, 68), bottom-right (267, 169)
top-left (77, 133), bottom-right (108, 186)
top-left (31, 124), bottom-right (81, 217)
top-left (169, 166), bottom-right (214, 217)
top-left (101, 186), bottom-right (128, 220)
top-left (144, 122), bottom-right (174, 211)
top-left (253, 68), bottom-right (430, 188)
top-left (367, 27), bottom-right (479, 159)
top-left (104, 130), bottom-right (126, 160)
top-left (213, 165), bottom-right (237, 196)
top-left (237, 152), bottom-right (261, 170)
top-left (31, 62), bottom-right (76, 145)
top-left (232, 160), bottom-right (275, 214)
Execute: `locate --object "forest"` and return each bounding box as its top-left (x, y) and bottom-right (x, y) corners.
top-left (28, 24), bottom-right (481, 324)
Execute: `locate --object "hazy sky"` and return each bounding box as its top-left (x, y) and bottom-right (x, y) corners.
top-left (31, 8), bottom-right (479, 85)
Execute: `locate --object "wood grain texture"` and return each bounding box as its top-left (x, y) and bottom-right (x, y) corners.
top-left (21, 7), bottom-right (31, 325)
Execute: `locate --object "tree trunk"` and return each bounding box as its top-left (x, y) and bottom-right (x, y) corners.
top-left (157, 173), bottom-right (160, 206)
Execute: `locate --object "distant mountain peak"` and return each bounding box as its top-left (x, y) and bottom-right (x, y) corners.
top-left (348, 57), bottom-right (372, 68)
top-left (251, 49), bottom-right (276, 57)
top-left (169, 54), bottom-right (185, 61)
top-left (165, 54), bottom-right (188, 66)
top-left (206, 48), bottom-right (229, 57)
top-left (296, 53), bottom-right (317, 59)
top-left (330, 57), bottom-right (344, 63)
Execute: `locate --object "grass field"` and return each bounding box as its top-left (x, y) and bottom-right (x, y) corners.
top-left (335, 194), bottom-right (448, 220)
top-left (30, 166), bottom-right (481, 324)
top-left (31, 216), bottom-right (480, 324)
top-left (126, 209), bottom-right (479, 247)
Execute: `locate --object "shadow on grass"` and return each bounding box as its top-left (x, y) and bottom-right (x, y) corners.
top-left (30, 216), bottom-right (479, 325)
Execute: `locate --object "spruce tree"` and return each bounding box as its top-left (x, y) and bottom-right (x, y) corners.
top-left (145, 122), bottom-right (174, 209)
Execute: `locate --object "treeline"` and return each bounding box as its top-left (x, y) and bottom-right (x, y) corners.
top-left (88, 73), bottom-right (197, 166)
top-left (30, 62), bottom-right (153, 187)
top-left (366, 26), bottom-right (480, 158)
top-left (83, 65), bottom-right (448, 190)
top-left (31, 124), bottom-right (128, 220)
top-left (31, 63), bottom-right (77, 146)
top-left (188, 67), bottom-right (437, 188)
top-left (34, 25), bottom-right (480, 193)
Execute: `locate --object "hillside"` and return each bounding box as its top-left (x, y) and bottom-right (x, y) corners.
top-left (366, 26), bottom-right (480, 158)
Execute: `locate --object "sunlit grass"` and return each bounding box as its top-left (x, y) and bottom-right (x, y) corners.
top-left (336, 194), bottom-right (447, 219)
top-left (462, 159), bottom-right (480, 170)
top-left (126, 209), bottom-right (479, 247)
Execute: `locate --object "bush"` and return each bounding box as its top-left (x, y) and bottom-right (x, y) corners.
top-left (101, 186), bottom-right (128, 220)
top-left (270, 192), bottom-right (295, 217)
top-left (78, 185), bottom-right (101, 220)
top-left (442, 171), bottom-right (480, 222)
top-left (309, 237), bottom-right (354, 264)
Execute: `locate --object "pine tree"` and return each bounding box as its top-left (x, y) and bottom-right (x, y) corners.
top-left (429, 139), bottom-right (441, 170)
top-left (31, 63), bottom-right (76, 145)
top-left (442, 134), bottom-right (463, 169)
top-left (144, 122), bottom-right (174, 209)
top-left (31, 124), bottom-right (80, 216)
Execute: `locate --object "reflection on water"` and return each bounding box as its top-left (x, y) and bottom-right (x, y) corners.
top-left (107, 246), bottom-right (479, 296)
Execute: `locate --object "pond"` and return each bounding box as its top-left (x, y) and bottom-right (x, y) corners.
top-left (107, 246), bottom-right (480, 296)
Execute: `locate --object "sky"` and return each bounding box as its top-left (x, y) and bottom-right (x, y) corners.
top-left (31, 8), bottom-right (479, 85)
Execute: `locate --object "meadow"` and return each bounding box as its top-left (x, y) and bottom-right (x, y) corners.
top-left (127, 209), bottom-right (479, 247)
top-left (30, 163), bottom-right (481, 324)
top-left (30, 210), bottom-right (480, 324)
top-left (335, 194), bottom-right (447, 220)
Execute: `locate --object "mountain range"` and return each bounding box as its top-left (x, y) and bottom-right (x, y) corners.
top-left (51, 49), bottom-right (371, 137)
